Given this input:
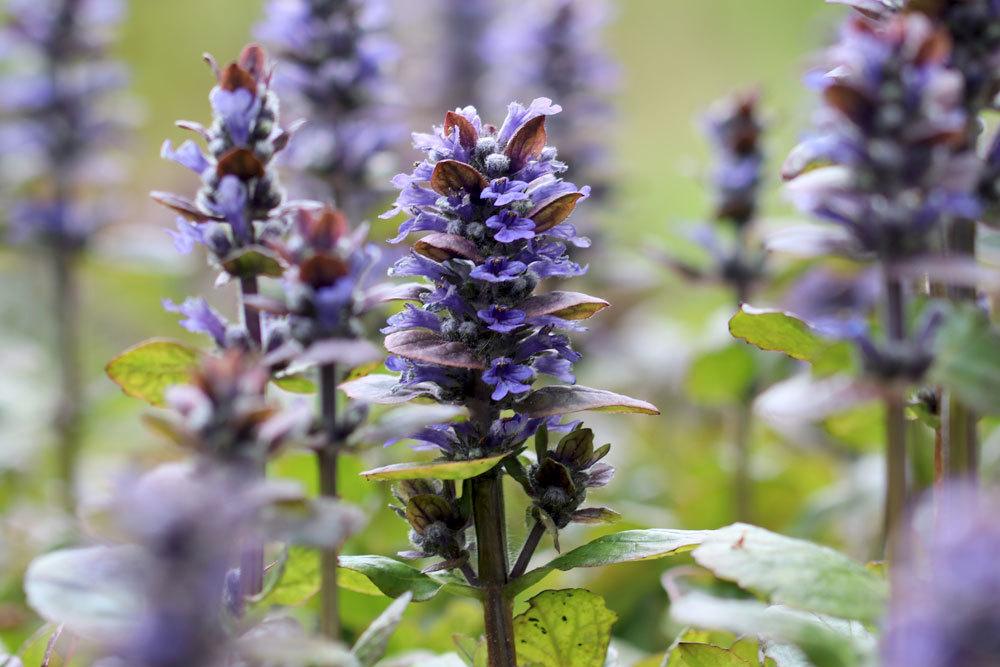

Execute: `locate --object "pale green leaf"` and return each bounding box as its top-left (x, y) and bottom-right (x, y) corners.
top-left (931, 305), bottom-right (1000, 415)
top-left (686, 344), bottom-right (757, 405)
top-left (728, 306), bottom-right (852, 375)
top-left (667, 643), bottom-right (750, 667)
top-left (513, 589), bottom-right (617, 667)
top-left (337, 555), bottom-right (476, 602)
top-left (353, 592), bottom-right (413, 667)
top-left (509, 529), bottom-right (709, 596)
top-left (361, 453), bottom-right (508, 482)
top-left (105, 339), bottom-right (199, 406)
top-left (692, 523), bottom-right (887, 624)
top-left (261, 547), bottom-right (321, 607)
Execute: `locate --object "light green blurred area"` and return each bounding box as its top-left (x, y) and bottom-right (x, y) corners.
top-left (1, 0), bottom-right (867, 661)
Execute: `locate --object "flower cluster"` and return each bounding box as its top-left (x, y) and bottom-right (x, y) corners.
top-left (378, 99), bottom-right (596, 459)
top-left (486, 0), bottom-right (617, 204)
top-left (154, 44), bottom-right (291, 276)
top-left (783, 15), bottom-right (980, 261)
top-left (882, 486), bottom-right (1000, 667)
top-left (257, 0), bottom-right (398, 210)
top-left (0, 0), bottom-right (129, 247)
top-left (266, 204), bottom-right (380, 347)
top-left (524, 425), bottom-right (615, 530)
top-left (158, 348), bottom-right (307, 467)
top-left (391, 479), bottom-right (470, 572)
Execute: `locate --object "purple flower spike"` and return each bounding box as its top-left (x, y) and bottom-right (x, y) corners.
top-left (482, 358), bottom-right (535, 400)
top-left (477, 305), bottom-right (527, 333)
top-left (163, 298), bottom-right (228, 348)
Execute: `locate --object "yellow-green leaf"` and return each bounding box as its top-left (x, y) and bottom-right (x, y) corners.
top-left (668, 643), bottom-right (751, 667)
top-left (361, 453), bottom-right (509, 482)
top-left (728, 306), bottom-right (852, 375)
top-left (513, 589), bottom-right (617, 667)
top-left (105, 339), bottom-right (200, 406)
top-left (261, 547), bottom-right (320, 607)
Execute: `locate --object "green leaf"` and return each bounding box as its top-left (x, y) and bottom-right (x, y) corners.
top-left (691, 523), bottom-right (887, 624)
top-left (513, 589), bottom-right (617, 667)
top-left (728, 306), bottom-right (852, 375)
top-left (24, 546), bottom-right (145, 641)
top-left (516, 385), bottom-right (660, 418)
top-left (670, 592), bottom-right (871, 667)
top-left (260, 546), bottom-right (321, 607)
top-left (667, 643), bottom-right (750, 667)
top-left (931, 305), bottom-right (1000, 415)
top-left (360, 453), bottom-right (509, 482)
top-left (220, 246), bottom-right (283, 278)
top-left (352, 592), bottom-right (413, 667)
top-left (338, 555), bottom-right (475, 602)
top-left (105, 339), bottom-right (200, 406)
top-left (509, 529), bottom-right (709, 596)
top-left (272, 372), bottom-right (317, 394)
top-left (685, 344), bottom-right (757, 405)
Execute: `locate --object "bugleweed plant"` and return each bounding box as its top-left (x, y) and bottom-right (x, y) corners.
top-left (0, 0), bottom-right (129, 508)
top-left (257, 0), bottom-right (399, 216)
top-left (342, 99), bottom-right (659, 666)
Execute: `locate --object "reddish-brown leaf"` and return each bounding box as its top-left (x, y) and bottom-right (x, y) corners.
top-left (822, 84), bottom-right (869, 124)
top-left (516, 385), bottom-right (660, 418)
top-left (444, 111), bottom-right (478, 150)
top-left (520, 291), bottom-right (610, 320)
top-left (429, 159), bottom-right (487, 196)
top-left (299, 255), bottom-right (350, 287)
top-left (219, 63), bottom-right (257, 93)
top-left (239, 43), bottom-right (268, 81)
top-left (385, 330), bottom-right (484, 370)
top-left (529, 192), bottom-right (586, 233)
top-left (414, 233), bottom-right (484, 263)
top-left (504, 116), bottom-right (547, 170)
top-left (216, 148), bottom-right (265, 179)
top-left (150, 191), bottom-right (221, 222)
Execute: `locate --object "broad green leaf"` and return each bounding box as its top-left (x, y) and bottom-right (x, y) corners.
top-left (261, 546), bottom-right (320, 607)
top-left (931, 306), bottom-right (1000, 415)
top-left (513, 589), bottom-right (617, 667)
top-left (352, 592), bottom-right (413, 667)
top-left (691, 524), bottom-right (887, 624)
top-left (25, 546), bottom-right (145, 641)
top-left (361, 453), bottom-right (508, 482)
top-left (509, 529), bottom-right (709, 596)
top-left (685, 344), bottom-right (757, 405)
top-left (273, 373), bottom-right (317, 394)
top-left (667, 643), bottom-right (750, 667)
top-left (728, 306), bottom-right (852, 375)
top-left (105, 339), bottom-right (199, 406)
top-left (670, 592), bottom-right (872, 667)
top-left (338, 556), bottom-right (449, 601)
top-left (516, 385), bottom-right (660, 418)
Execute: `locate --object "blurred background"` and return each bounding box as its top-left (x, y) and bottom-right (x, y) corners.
top-left (0, 0), bottom-right (912, 662)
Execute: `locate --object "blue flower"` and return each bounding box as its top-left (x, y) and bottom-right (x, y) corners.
top-left (209, 87), bottom-right (259, 147)
top-left (477, 305), bottom-right (527, 333)
top-left (486, 210), bottom-right (536, 243)
top-left (470, 257), bottom-right (528, 282)
top-left (163, 298), bottom-right (228, 348)
top-left (482, 358), bottom-right (535, 400)
top-left (481, 178), bottom-right (530, 206)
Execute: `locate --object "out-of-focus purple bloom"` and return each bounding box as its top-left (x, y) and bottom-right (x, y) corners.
top-left (257, 0), bottom-right (399, 213)
top-left (483, 358), bottom-right (534, 400)
top-left (163, 298), bottom-right (228, 348)
top-left (783, 267), bottom-right (880, 339)
top-left (152, 45), bottom-right (290, 272)
top-left (705, 89), bottom-right (765, 227)
top-left (882, 484), bottom-right (1000, 667)
top-left (783, 15), bottom-right (980, 260)
top-left (485, 0), bottom-right (617, 209)
top-left (1, 0), bottom-right (129, 247)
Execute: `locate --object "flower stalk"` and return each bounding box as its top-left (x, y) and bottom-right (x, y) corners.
top-left (318, 361), bottom-right (340, 639)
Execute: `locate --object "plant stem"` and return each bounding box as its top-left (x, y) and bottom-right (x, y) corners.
top-left (881, 271), bottom-right (908, 560)
top-left (317, 362), bottom-right (340, 639)
top-left (510, 520), bottom-right (545, 580)
top-left (52, 244), bottom-right (82, 512)
top-left (238, 274), bottom-right (265, 597)
top-left (239, 276), bottom-right (263, 348)
top-left (471, 469), bottom-right (517, 667)
top-left (733, 398), bottom-right (753, 523)
top-left (943, 219), bottom-right (979, 479)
